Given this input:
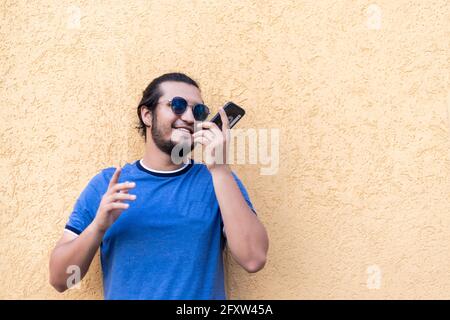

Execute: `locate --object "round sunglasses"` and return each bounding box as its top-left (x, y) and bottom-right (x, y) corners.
top-left (158, 96), bottom-right (210, 121)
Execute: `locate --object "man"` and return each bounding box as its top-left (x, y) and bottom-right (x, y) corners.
top-left (49, 72), bottom-right (269, 299)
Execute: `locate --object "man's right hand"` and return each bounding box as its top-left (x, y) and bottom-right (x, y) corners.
top-left (92, 166), bottom-right (136, 233)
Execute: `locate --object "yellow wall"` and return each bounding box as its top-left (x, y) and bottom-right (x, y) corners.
top-left (1, 0), bottom-right (449, 299)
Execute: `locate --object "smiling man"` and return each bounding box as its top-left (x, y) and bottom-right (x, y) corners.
top-left (49, 72), bottom-right (269, 299)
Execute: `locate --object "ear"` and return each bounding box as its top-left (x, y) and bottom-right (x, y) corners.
top-left (141, 106), bottom-right (152, 128)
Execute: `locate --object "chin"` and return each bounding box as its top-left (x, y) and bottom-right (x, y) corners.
top-left (170, 135), bottom-right (194, 152)
top-left (171, 138), bottom-right (193, 149)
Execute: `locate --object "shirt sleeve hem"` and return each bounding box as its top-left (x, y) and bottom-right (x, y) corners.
top-left (64, 224), bottom-right (82, 236)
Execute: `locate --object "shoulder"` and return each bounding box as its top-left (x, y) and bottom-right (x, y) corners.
top-left (97, 161), bottom-right (136, 183)
top-left (191, 161), bottom-right (208, 172)
top-left (84, 165), bottom-right (119, 194)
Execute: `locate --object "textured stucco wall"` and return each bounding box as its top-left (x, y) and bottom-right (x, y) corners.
top-left (1, 0), bottom-right (449, 299)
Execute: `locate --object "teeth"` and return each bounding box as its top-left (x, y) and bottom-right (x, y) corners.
top-left (176, 128), bottom-right (191, 133)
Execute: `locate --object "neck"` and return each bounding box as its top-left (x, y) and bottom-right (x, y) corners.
top-left (142, 137), bottom-right (189, 171)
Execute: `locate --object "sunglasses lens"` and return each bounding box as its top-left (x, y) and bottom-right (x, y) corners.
top-left (171, 97), bottom-right (187, 114)
top-left (193, 104), bottom-right (209, 121)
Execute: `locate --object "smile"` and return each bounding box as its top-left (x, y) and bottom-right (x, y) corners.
top-left (174, 127), bottom-right (193, 134)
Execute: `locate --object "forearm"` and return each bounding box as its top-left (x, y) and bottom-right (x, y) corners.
top-left (49, 222), bottom-right (105, 292)
top-left (211, 166), bottom-right (268, 272)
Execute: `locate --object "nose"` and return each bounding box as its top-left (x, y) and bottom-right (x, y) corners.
top-left (180, 105), bottom-right (195, 124)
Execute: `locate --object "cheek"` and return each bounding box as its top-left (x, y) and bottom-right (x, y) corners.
top-left (156, 109), bottom-right (177, 133)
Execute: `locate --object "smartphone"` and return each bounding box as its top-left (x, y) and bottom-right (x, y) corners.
top-left (210, 102), bottom-right (246, 130)
top-left (190, 102), bottom-right (245, 154)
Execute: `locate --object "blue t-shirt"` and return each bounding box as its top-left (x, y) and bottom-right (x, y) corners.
top-left (64, 159), bottom-right (256, 300)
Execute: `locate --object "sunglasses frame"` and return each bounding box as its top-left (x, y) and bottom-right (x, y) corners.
top-left (158, 96), bottom-right (210, 121)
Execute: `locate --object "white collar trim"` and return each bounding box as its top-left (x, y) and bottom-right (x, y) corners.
top-left (139, 159), bottom-right (190, 174)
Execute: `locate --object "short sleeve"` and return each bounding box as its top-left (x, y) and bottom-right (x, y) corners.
top-left (64, 171), bottom-right (105, 236)
top-left (221, 172), bottom-right (257, 241)
top-left (231, 172), bottom-right (257, 215)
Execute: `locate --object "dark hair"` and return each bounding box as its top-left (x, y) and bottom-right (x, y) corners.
top-left (136, 72), bottom-right (200, 142)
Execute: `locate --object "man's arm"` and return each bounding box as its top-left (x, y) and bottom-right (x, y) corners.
top-left (211, 166), bottom-right (269, 273)
top-left (49, 167), bottom-right (136, 292)
top-left (193, 108), bottom-right (269, 273)
top-left (49, 223), bottom-right (105, 292)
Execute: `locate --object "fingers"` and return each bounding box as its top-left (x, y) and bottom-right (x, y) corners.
top-left (108, 181), bottom-right (136, 195)
top-left (193, 129), bottom-right (215, 142)
top-left (194, 124), bottom-right (222, 145)
top-left (218, 108), bottom-right (230, 131)
top-left (105, 202), bottom-right (130, 211)
top-left (108, 192), bottom-right (136, 202)
top-left (196, 121), bottom-right (223, 137)
top-left (108, 167), bottom-right (122, 190)
top-left (193, 137), bottom-right (209, 146)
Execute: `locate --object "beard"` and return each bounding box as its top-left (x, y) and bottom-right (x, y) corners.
top-left (151, 112), bottom-right (194, 158)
